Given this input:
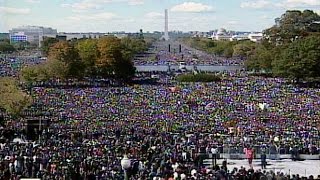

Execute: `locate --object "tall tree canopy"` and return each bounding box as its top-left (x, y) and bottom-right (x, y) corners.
top-left (272, 35), bottom-right (320, 80)
top-left (0, 77), bottom-right (32, 118)
top-left (41, 37), bottom-right (59, 56)
top-left (97, 36), bottom-right (135, 79)
top-left (76, 39), bottom-right (98, 76)
top-left (0, 42), bottom-right (15, 53)
top-left (48, 41), bottom-right (84, 78)
top-left (264, 10), bottom-right (320, 45)
top-left (21, 36), bottom-right (149, 82)
top-left (232, 41), bottom-right (256, 58)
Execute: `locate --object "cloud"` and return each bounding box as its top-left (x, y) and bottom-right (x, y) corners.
top-left (0, 6), bottom-right (31, 14)
top-left (67, 12), bottom-right (117, 21)
top-left (128, 0), bottom-right (144, 5)
top-left (25, 0), bottom-right (40, 3)
top-left (240, 0), bottom-right (273, 9)
top-left (61, 1), bottom-right (101, 11)
top-left (240, 0), bottom-right (320, 9)
top-left (260, 15), bottom-right (273, 20)
top-left (285, 0), bottom-right (320, 6)
top-left (61, 0), bottom-right (144, 11)
top-left (145, 12), bottom-right (164, 19)
top-left (171, 2), bottom-right (213, 13)
top-left (227, 21), bottom-right (239, 25)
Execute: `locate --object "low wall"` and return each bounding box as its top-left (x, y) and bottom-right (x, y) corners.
top-left (219, 153), bottom-right (320, 160)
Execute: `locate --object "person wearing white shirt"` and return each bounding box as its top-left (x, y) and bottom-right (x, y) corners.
top-left (211, 146), bottom-right (218, 168)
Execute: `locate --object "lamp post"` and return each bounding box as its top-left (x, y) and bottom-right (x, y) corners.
top-left (121, 154), bottom-right (131, 180)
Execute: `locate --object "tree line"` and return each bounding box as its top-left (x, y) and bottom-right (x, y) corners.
top-left (181, 10), bottom-right (320, 81)
top-left (0, 35), bottom-right (154, 119)
top-left (21, 35), bottom-right (155, 83)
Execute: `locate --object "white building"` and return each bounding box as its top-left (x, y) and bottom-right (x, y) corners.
top-left (231, 34), bottom-right (249, 41)
top-left (9, 26), bottom-right (57, 47)
top-left (191, 31), bottom-right (210, 38)
top-left (54, 33), bottom-right (105, 40)
top-left (248, 32), bottom-right (263, 42)
top-left (211, 28), bottom-right (232, 41)
top-left (209, 28), bottom-right (263, 43)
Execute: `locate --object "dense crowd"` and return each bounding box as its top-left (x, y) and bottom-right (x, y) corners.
top-left (1, 71), bottom-right (319, 179)
top-left (0, 51), bottom-right (44, 77)
top-left (0, 46), bottom-right (319, 179)
top-left (133, 42), bottom-right (244, 66)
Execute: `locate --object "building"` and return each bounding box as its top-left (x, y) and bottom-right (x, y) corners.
top-left (209, 28), bottom-right (263, 42)
top-left (0, 33), bottom-right (10, 41)
top-left (9, 26), bottom-right (57, 47)
top-left (190, 31), bottom-right (211, 38)
top-left (248, 32), bottom-right (263, 42)
top-left (211, 28), bottom-right (232, 41)
top-left (10, 32), bottom-right (28, 43)
top-left (231, 34), bottom-right (249, 41)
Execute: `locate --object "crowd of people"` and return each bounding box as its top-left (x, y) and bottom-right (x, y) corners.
top-left (133, 42), bottom-right (244, 66)
top-left (0, 51), bottom-right (44, 77)
top-left (0, 70), bottom-right (319, 179)
top-left (0, 44), bottom-right (320, 179)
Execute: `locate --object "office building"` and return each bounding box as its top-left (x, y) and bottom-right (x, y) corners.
top-left (9, 26), bottom-right (57, 47)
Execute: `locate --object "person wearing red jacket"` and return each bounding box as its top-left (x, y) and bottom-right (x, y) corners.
top-left (244, 146), bottom-right (254, 169)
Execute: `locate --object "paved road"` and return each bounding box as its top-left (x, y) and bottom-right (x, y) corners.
top-left (203, 159), bottom-right (320, 176)
top-left (134, 40), bottom-right (243, 66)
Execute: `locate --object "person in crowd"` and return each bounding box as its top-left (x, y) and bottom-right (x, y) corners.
top-left (260, 146), bottom-right (267, 169)
top-left (244, 146), bottom-right (254, 169)
top-left (0, 51), bottom-right (319, 179)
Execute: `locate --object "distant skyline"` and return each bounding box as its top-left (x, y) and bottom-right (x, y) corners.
top-left (1, 0), bottom-right (319, 33)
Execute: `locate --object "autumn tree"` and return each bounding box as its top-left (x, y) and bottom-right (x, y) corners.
top-left (0, 77), bottom-right (32, 118)
top-left (41, 37), bottom-right (59, 56)
top-left (97, 36), bottom-right (135, 79)
top-left (48, 41), bottom-right (84, 78)
top-left (76, 39), bottom-right (98, 76)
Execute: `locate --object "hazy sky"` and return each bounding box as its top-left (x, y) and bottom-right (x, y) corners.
top-left (0, 0), bottom-right (319, 33)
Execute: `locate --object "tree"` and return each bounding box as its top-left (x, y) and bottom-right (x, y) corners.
top-left (121, 37), bottom-right (148, 61)
top-left (96, 36), bottom-right (121, 76)
top-left (0, 42), bottom-right (15, 53)
top-left (264, 10), bottom-right (320, 45)
top-left (97, 36), bottom-right (135, 80)
top-left (41, 37), bottom-right (59, 56)
top-left (233, 41), bottom-right (256, 58)
top-left (0, 77), bottom-right (32, 118)
top-left (20, 63), bottom-right (53, 87)
top-left (76, 39), bottom-right (98, 76)
top-left (245, 45), bottom-right (274, 71)
top-left (272, 35), bottom-right (320, 81)
top-left (20, 66), bottom-right (40, 83)
top-left (112, 57), bottom-right (136, 80)
top-left (45, 59), bottom-right (68, 79)
top-left (48, 41), bottom-right (84, 78)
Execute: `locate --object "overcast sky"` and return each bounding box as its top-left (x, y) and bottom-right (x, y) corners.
top-left (0, 0), bottom-right (319, 33)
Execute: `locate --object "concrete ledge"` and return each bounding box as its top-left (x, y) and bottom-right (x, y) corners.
top-left (218, 153), bottom-right (320, 160)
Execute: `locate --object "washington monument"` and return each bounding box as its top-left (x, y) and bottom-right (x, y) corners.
top-left (164, 9), bottom-right (169, 41)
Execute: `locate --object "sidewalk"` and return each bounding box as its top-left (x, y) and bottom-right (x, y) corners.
top-left (203, 159), bottom-right (320, 176)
